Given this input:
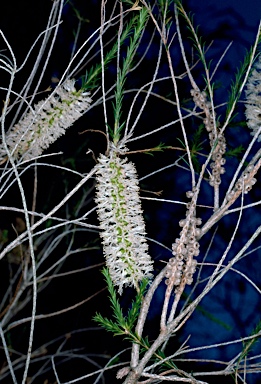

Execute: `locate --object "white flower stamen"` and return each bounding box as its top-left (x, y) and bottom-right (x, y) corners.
top-left (245, 56), bottom-right (261, 142)
top-left (95, 152), bottom-right (153, 294)
top-left (0, 79), bottom-right (92, 161)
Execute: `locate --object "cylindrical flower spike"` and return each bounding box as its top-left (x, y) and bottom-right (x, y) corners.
top-left (245, 56), bottom-right (261, 142)
top-left (0, 79), bottom-right (92, 162)
top-left (95, 152), bottom-right (153, 294)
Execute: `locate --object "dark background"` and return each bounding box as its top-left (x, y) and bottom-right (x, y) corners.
top-left (0, 0), bottom-right (260, 383)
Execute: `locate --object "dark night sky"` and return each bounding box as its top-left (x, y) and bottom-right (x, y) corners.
top-left (0, 1), bottom-right (260, 383)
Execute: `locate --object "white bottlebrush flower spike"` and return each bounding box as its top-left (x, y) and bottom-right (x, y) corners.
top-left (95, 152), bottom-right (153, 294)
top-left (245, 55), bottom-right (261, 141)
top-left (0, 79), bottom-right (92, 161)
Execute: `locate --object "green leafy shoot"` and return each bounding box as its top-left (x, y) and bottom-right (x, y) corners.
top-left (155, 349), bottom-right (179, 372)
top-left (139, 335), bottom-right (151, 354)
top-left (80, 16), bottom-right (136, 91)
top-left (93, 268), bottom-right (148, 338)
top-left (126, 278), bottom-right (149, 330)
top-left (234, 319), bottom-right (261, 377)
top-left (175, 137), bottom-right (191, 168)
top-left (176, 2), bottom-right (207, 69)
top-left (113, 7), bottom-right (149, 143)
top-left (0, 229), bottom-right (9, 248)
top-left (143, 142), bottom-right (170, 156)
top-left (226, 144), bottom-right (245, 159)
top-left (190, 124), bottom-right (204, 172)
top-left (69, 1), bottom-right (90, 24)
top-left (157, 0), bottom-right (174, 29)
top-left (96, 268), bottom-right (125, 331)
top-left (226, 48), bottom-right (255, 121)
top-left (93, 312), bottom-right (124, 336)
top-left (139, 340), bottom-right (179, 372)
top-left (191, 124), bottom-right (204, 151)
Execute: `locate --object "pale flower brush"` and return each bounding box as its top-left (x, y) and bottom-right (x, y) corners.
top-left (95, 150), bottom-right (153, 294)
top-left (0, 79), bottom-right (92, 162)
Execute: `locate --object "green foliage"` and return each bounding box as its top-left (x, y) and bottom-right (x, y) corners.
top-left (68, 1), bottom-right (90, 23)
top-left (80, 16), bottom-right (137, 91)
top-left (138, 340), bottom-right (180, 373)
top-left (190, 124), bottom-right (204, 173)
top-left (234, 319), bottom-right (261, 380)
top-left (156, 349), bottom-right (178, 372)
top-left (143, 142), bottom-right (170, 156)
top-left (226, 48), bottom-right (257, 122)
top-left (157, 0), bottom-right (174, 28)
top-left (126, 280), bottom-right (149, 330)
top-left (93, 267), bottom-right (149, 338)
top-left (226, 144), bottom-right (245, 159)
top-left (176, 2), bottom-right (207, 68)
top-left (113, 7), bottom-right (149, 143)
top-left (0, 229), bottom-right (8, 244)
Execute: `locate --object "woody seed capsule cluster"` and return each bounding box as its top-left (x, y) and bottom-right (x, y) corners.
top-left (226, 163), bottom-right (258, 201)
top-left (0, 79), bottom-right (92, 162)
top-left (95, 152), bottom-right (153, 294)
top-left (165, 188), bottom-right (201, 290)
top-left (191, 89), bottom-right (226, 187)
